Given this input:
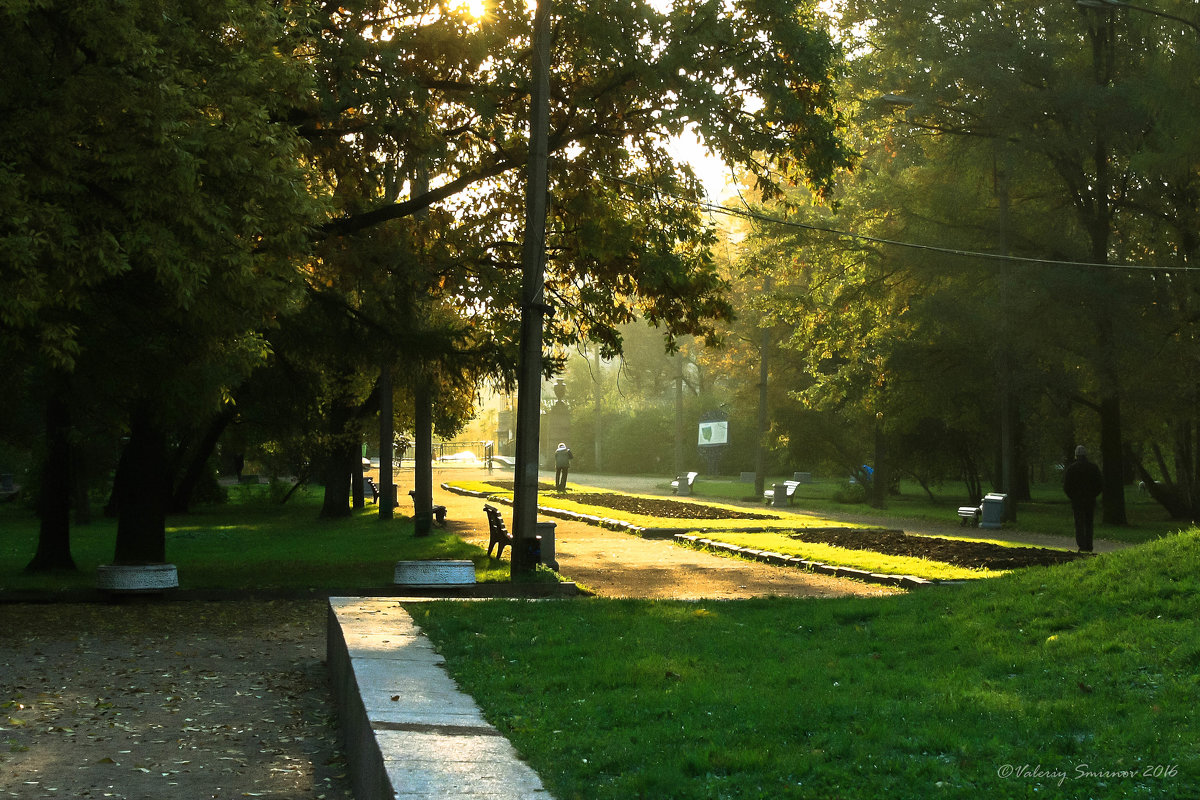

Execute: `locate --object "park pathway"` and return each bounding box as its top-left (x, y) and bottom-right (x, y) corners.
top-left (376, 464), bottom-right (1129, 599)
top-left (386, 465), bottom-right (905, 599)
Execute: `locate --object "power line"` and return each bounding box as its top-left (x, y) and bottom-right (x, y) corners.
top-left (606, 173), bottom-right (1200, 274)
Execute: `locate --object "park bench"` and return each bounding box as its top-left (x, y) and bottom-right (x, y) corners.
top-left (483, 503), bottom-right (514, 559)
top-left (763, 480), bottom-right (800, 505)
top-left (957, 504), bottom-right (981, 527)
top-left (0, 474), bottom-right (17, 503)
top-left (364, 476), bottom-right (400, 508)
top-left (408, 490), bottom-right (447, 526)
top-left (671, 471), bottom-right (698, 495)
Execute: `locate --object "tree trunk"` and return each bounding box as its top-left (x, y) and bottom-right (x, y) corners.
top-left (319, 439), bottom-right (355, 519)
top-left (378, 360), bottom-right (394, 519)
top-left (413, 377), bottom-right (433, 536)
top-left (1099, 393), bottom-right (1127, 524)
top-left (25, 389), bottom-right (76, 573)
top-left (113, 412), bottom-right (169, 564)
top-left (870, 420), bottom-right (887, 509)
top-left (169, 403), bottom-right (236, 513)
top-left (352, 451), bottom-right (365, 510)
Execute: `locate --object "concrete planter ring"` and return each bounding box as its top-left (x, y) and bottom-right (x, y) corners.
top-left (96, 563), bottom-right (179, 593)
top-left (393, 560), bottom-right (476, 588)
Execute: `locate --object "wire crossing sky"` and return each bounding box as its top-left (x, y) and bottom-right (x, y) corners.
top-left (605, 173), bottom-right (1200, 274)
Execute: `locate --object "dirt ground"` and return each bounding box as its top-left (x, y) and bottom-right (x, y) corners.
top-left (0, 600), bottom-right (353, 800)
top-left (0, 467), bottom-right (1104, 799)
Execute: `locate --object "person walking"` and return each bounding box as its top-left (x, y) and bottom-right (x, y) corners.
top-left (1063, 445), bottom-right (1104, 552)
top-left (554, 442), bottom-right (572, 491)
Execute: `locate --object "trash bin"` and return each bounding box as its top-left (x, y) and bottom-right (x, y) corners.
top-left (512, 535), bottom-right (543, 573)
top-left (772, 483), bottom-right (788, 507)
top-left (980, 493), bottom-right (1007, 529)
top-left (535, 521), bottom-right (558, 571)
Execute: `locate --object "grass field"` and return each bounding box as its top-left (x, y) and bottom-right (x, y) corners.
top-left (414, 528), bottom-right (1200, 800)
top-left (0, 484), bottom-right (513, 592)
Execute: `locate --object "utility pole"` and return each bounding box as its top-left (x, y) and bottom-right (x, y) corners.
top-left (510, 0), bottom-right (552, 575)
top-left (674, 352), bottom-right (684, 476)
top-left (754, 275), bottom-right (771, 498)
top-left (410, 163), bottom-right (433, 534)
top-left (593, 348), bottom-right (603, 472)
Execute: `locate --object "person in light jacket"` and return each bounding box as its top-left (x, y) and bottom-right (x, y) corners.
top-left (1062, 445), bottom-right (1103, 552)
top-left (554, 443), bottom-right (572, 491)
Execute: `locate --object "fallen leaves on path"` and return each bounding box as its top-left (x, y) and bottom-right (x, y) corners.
top-left (0, 599), bottom-right (351, 799)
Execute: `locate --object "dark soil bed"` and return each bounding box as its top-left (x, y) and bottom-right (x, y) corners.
top-left (789, 528), bottom-right (1090, 571)
top-left (488, 482), bottom-right (779, 521)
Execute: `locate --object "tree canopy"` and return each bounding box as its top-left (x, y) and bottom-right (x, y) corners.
top-left (3, 0), bottom-right (855, 568)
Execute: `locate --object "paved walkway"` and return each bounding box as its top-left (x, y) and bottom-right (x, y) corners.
top-left (329, 597), bottom-right (553, 800)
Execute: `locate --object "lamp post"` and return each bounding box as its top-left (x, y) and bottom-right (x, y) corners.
top-left (510, 0), bottom-right (552, 575)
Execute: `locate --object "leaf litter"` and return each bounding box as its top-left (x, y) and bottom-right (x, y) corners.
top-left (0, 599), bottom-right (352, 799)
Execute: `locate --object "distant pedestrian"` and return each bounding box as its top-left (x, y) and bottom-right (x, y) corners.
top-left (1063, 445), bottom-right (1104, 552)
top-left (554, 443), bottom-right (572, 491)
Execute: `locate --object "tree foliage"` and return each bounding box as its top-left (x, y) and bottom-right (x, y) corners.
top-left (4, 0), bottom-right (855, 568)
top-left (719, 0), bottom-right (1200, 519)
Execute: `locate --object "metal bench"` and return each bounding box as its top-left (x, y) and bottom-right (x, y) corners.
top-left (957, 505), bottom-right (981, 527)
top-left (483, 503), bottom-right (513, 559)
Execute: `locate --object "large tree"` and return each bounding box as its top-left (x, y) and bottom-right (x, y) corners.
top-left (832, 0), bottom-right (1200, 523)
top-left (6, 0), bottom-right (856, 568)
top-left (2, 0), bottom-right (323, 569)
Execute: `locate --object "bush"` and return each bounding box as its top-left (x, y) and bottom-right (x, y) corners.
top-left (832, 480), bottom-right (868, 504)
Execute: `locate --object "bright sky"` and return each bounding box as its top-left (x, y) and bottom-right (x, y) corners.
top-left (667, 129), bottom-right (736, 202)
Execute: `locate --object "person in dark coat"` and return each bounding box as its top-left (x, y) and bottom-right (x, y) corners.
top-left (1063, 445), bottom-right (1104, 552)
top-left (554, 442), bottom-right (572, 491)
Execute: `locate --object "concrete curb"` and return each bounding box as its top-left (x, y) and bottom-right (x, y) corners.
top-left (328, 597), bottom-right (554, 800)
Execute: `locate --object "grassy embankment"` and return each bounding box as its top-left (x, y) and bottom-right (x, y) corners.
top-left (415, 528), bottom-right (1200, 799)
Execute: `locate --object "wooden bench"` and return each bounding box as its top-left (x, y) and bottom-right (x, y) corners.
top-left (763, 480), bottom-right (800, 505)
top-left (671, 471), bottom-right (699, 495)
top-left (957, 505), bottom-right (981, 527)
top-left (408, 490), bottom-right (447, 526)
top-left (483, 504), bottom-right (513, 559)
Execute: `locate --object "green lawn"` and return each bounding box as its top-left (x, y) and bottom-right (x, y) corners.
top-left (414, 528), bottom-right (1200, 800)
top-left (0, 485), bottom-right (511, 592)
